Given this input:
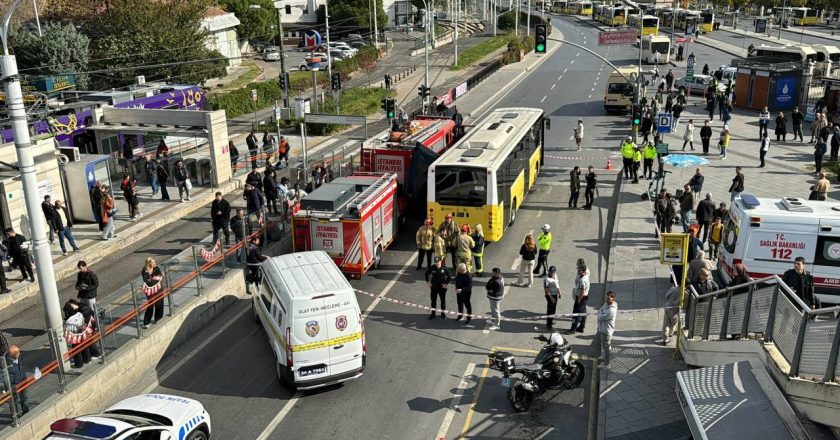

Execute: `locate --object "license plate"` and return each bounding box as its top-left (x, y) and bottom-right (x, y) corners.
top-left (299, 366), bottom-right (326, 377)
top-left (501, 377), bottom-right (512, 388)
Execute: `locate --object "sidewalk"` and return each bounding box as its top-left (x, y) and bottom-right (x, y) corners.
top-left (596, 82), bottom-right (838, 439)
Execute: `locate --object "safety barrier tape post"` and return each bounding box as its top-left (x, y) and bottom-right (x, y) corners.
top-left (163, 264), bottom-right (174, 317)
top-left (1, 356), bottom-right (19, 426)
top-left (130, 281), bottom-right (143, 338)
top-left (91, 302), bottom-right (107, 365)
top-left (48, 328), bottom-right (68, 393)
top-left (191, 245), bottom-right (203, 295)
top-left (221, 242), bottom-right (228, 278)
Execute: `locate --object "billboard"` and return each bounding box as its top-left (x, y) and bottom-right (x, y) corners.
top-left (598, 30), bottom-right (637, 46)
top-left (773, 76), bottom-right (798, 109)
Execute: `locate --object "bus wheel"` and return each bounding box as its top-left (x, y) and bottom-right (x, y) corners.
top-left (373, 245), bottom-right (383, 270)
top-left (509, 199), bottom-right (517, 226)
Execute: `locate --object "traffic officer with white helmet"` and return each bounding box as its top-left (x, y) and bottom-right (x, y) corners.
top-left (534, 224), bottom-right (552, 277)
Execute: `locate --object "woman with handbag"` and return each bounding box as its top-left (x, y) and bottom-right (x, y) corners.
top-left (141, 257), bottom-right (165, 329)
top-left (63, 299), bottom-right (96, 368)
top-left (100, 187), bottom-right (116, 240)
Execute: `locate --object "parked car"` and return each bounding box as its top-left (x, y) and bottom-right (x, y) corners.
top-left (300, 52), bottom-right (328, 71)
top-left (348, 40), bottom-right (368, 49)
top-left (263, 50), bottom-right (281, 62)
top-left (674, 74), bottom-right (727, 94)
top-left (253, 40), bottom-right (272, 53)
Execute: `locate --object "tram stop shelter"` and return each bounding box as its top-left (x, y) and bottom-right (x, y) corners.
top-left (87, 107), bottom-right (231, 188)
top-left (731, 58), bottom-right (804, 112)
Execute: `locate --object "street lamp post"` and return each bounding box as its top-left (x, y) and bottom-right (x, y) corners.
top-left (0, 0), bottom-right (67, 362)
top-left (250, 4), bottom-right (288, 107)
top-left (455, 0), bottom-right (459, 66)
top-left (527, 0), bottom-right (531, 37)
top-left (422, 0), bottom-right (431, 113)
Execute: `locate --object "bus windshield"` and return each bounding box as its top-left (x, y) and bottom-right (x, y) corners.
top-left (700, 12), bottom-right (713, 23)
top-left (434, 166), bottom-right (487, 207)
top-left (643, 17), bottom-right (658, 26)
top-left (651, 42), bottom-right (669, 54)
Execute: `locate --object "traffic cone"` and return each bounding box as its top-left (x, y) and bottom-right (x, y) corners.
top-left (605, 157), bottom-right (613, 171)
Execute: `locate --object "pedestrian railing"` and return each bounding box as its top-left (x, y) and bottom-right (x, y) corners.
top-left (0, 217), bottom-right (267, 427)
top-left (686, 275), bottom-right (840, 383)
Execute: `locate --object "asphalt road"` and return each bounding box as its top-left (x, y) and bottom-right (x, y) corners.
top-left (109, 15), bottom-right (743, 439)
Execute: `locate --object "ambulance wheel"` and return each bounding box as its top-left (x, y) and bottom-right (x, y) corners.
top-left (187, 430), bottom-right (209, 440)
top-left (373, 245), bottom-right (383, 270)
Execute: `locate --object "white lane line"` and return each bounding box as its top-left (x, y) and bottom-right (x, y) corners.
top-left (550, 83), bottom-right (556, 90)
top-left (570, 59), bottom-right (575, 64)
top-left (436, 363), bottom-right (476, 439)
top-left (600, 380), bottom-right (622, 398)
top-left (628, 358), bottom-right (650, 375)
top-left (534, 427), bottom-right (556, 440)
top-left (557, 75), bottom-right (562, 80)
top-left (590, 87), bottom-right (595, 92)
top-left (142, 305), bottom-right (251, 394)
top-left (563, 68), bottom-right (568, 73)
top-left (540, 96), bottom-right (547, 103)
top-left (588, 94), bottom-right (592, 99)
top-left (576, 52), bottom-right (580, 56)
top-left (258, 252), bottom-right (419, 439)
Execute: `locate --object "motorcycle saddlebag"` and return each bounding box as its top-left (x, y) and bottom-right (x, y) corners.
top-left (489, 351), bottom-right (515, 373)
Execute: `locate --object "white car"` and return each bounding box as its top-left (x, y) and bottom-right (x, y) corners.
top-left (43, 394), bottom-right (211, 440)
top-left (263, 50), bottom-right (281, 62)
top-left (674, 74), bottom-right (728, 94)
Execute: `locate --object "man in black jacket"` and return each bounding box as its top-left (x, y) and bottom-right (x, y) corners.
top-left (782, 257), bottom-right (816, 309)
top-left (699, 120), bottom-right (713, 155)
top-left (4, 229), bottom-right (33, 282)
top-left (53, 200), bottom-right (81, 255)
top-left (246, 167), bottom-right (263, 192)
top-left (687, 168), bottom-right (704, 200)
top-left (246, 236), bottom-right (268, 284)
top-left (583, 166), bottom-right (597, 210)
top-left (156, 159), bottom-right (170, 201)
top-left (695, 193), bottom-right (715, 244)
top-left (791, 106), bottom-right (804, 142)
top-left (211, 192), bottom-right (231, 245)
top-left (41, 195), bottom-right (55, 244)
top-left (231, 208), bottom-right (247, 262)
top-left (3, 345), bottom-right (29, 414)
top-left (91, 181), bottom-right (105, 230)
top-left (246, 131), bottom-right (259, 169)
top-left (75, 260), bottom-right (100, 312)
top-left (425, 257), bottom-right (451, 320)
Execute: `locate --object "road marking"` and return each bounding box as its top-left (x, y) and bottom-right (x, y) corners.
top-left (535, 427), bottom-right (556, 440)
top-left (576, 52), bottom-right (580, 56)
top-left (362, 252), bottom-right (418, 320)
top-left (540, 95), bottom-right (547, 103)
top-left (563, 68), bottom-right (568, 73)
top-left (588, 94), bottom-right (592, 99)
top-left (436, 363), bottom-right (476, 439)
top-left (550, 83), bottom-right (556, 90)
top-left (256, 393), bottom-right (302, 440)
top-left (599, 379), bottom-right (622, 398)
top-left (557, 75), bottom-right (562, 80)
top-left (628, 358), bottom-right (649, 375)
top-left (570, 59), bottom-right (575, 64)
top-left (459, 364), bottom-right (489, 440)
top-left (590, 87), bottom-right (595, 92)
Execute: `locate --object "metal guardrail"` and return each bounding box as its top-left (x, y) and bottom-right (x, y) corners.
top-left (687, 275), bottom-right (840, 382)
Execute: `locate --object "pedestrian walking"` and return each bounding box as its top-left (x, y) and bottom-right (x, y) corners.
top-left (663, 193), bottom-right (677, 233)
top-left (722, 100), bottom-right (732, 124)
top-left (263, 169), bottom-right (279, 215)
top-left (692, 268), bottom-right (719, 295)
top-left (719, 126), bottom-right (730, 159)
top-left (262, 130), bottom-right (275, 166)
top-left (708, 216), bottom-right (724, 259)
top-left (276, 136), bottom-right (290, 168)
top-left (517, 233), bottom-right (537, 287)
top-left (582, 166), bottom-right (598, 210)
top-left (471, 224), bottom-right (485, 276)
top-left (91, 181), bottom-right (105, 230)
top-left (662, 286), bottom-right (679, 345)
top-left (700, 120), bottom-right (712, 155)
top-left (782, 257), bottom-right (817, 309)
top-left (568, 259), bottom-right (590, 333)
top-left (695, 193), bottom-right (714, 243)
top-left (246, 167), bottom-right (262, 192)
top-left (230, 208), bottom-right (246, 263)
top-left (174, 160), bottom-right (191, 202)
top-left (729, 167), bottom-right (745, 202)
top-left (678, 184), bottom-right (695, 233)
top-left (706, 93), bottom-right (716, 120)
top-left (425, 257), bottom-right (451, 320)
top-left (702, 63), bottom-right (709, 75)
top-left (681, 119), bottom-right (694, 150)
top-left (99, 186), bottom-right (116, 240)
top-left (246, 130), bottom-right (259, 169)
top-left (569, 166), bottom-right (581, 208)
top-left (641, 113), bottom-right (653, 143)
top-left (687, 250), bottom-right (714, 284)
top-left (759, 132), bottom-right (770, 167)
top-left (4, 229), bottom-right (32, 282)
top-left (434, 231), bottom-right (447, 266)
top-left (597, 291), bottom-right (618, 367)
top-left (156, 159), bottom-right (170, 201)
top-left (75, 260), bottom-right (99, 312)
top-left (643, 142), bottom-right (656, 179)
top-left (543, 266), bottom-right (561, 330)
top-left (211, 192), bottom-right (231, 245)
top-left (53, 200), bottom-right (80, 255)
top-left (456, 225), bottom-right (475, 273)
top-left (438, 214), bottom-right (459, 270)
top-left (573, 120), bottom-right (584, 151)
top-left (672, 102), bottom-right (684, 131)
top-left (632, 146), bottom-right (642, 184)
top-left (41, 195), bottom-right (55, 244)
top-left (486, 267), bottom-right (505, 330)
top-left (415, 218), bottom-right (435, 270)
top-left (809, 173), bottom-right (830, 201)
top-left (120, 174), bottom-right (141, 221)
top-left (665, 69), bottom-right (674, 91)
top-left (758, 106), bottom-right (770, 138)
top-left (620, 136), bottom-right (635, 180)
top-left (156, 139), bottom-right (169, 158)
top-left (141, 257), bottom-right (165, 328)
top-left (807, 110), bottom-right (821, 143)
top-left (534, 224), bottom-right (552, 277)
top-left (714, 202), bottom-right (729, 224)
top-left (665, 93), bottom-right (673, 114)
top-left (814, 140), bottom-right (828, 175)
top-left (244, 183), bottom-right (265, 219)
top-left (3, 345), bottom-right (29, 414)
top-left (455, 263), bottom-right (473, 324)
top-left (775, 112), bottom-right (788, 142)
top-left (145, 155), bottom-right (159, 197)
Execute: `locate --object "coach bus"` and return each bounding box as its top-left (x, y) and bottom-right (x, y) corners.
top-left (551, 0), bottom-right (569, 13)
top-left (570, 1), bottom-right (593, 15)
top-left (675, 9), bottom-right (701, 30)
top-left (427, 107), bottom-right (546, 242)
top-left (601, 6), bottom-right (628, 26)
top-left (791, 7), bottom-right (818, 25)
top-left (699, 10), bottom-right (715, 33)
top-left (658, 8), bottom-right (675, 27)
top-left (749, 44), bottom-right (818, 65)
top-left (629, 14), bottom-right (660, 35)
top-left (593, 4), bottom-right (607, 22)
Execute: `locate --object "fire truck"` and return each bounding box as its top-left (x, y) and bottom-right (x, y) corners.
top-left (360, 116), bottom-right (458, 208)
top-left (292, 173), bottom-right (398, 278)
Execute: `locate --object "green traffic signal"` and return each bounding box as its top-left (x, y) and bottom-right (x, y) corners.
top-left (536, 44), bottom-right (545, 52)
top-left (634, 118), bottom-right (640, 125)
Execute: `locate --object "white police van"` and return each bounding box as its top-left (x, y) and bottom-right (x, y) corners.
top-left (44, 394), bottom-right (210, 440)
top-left (253, 251), bottom-right (365, 390)
top-left (718, 194), bottom-right (840, 305)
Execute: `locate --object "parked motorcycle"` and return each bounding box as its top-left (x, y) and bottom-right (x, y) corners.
top-left (488, 327), bottom-right (586, 412)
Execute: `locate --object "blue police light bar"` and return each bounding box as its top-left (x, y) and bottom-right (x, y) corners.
top-left (49, 419), bottom-right (118, 439)
top-left (739, 193), bottom-right (760, 208)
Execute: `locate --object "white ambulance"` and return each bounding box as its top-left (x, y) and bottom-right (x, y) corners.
top-left (718, 194), bottom-right (840, 305)
top-left (253, 251), bottom-right (366, 390)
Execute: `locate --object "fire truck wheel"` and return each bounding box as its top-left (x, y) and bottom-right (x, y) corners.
top-left (373, 245), bottom-right (383, 270)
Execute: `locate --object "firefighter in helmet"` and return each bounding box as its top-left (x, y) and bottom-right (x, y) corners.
top-left (415, 218), bottom-right (436, 270)
top-left (471, 224), bottom-right (485, 276)
top-left (438, 213), bottom-right (460, 270)
top-left (456, 224), bottom-right (475, 274)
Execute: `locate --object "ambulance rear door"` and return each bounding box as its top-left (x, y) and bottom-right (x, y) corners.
top-left (813, 217), bottom-right (840, 303)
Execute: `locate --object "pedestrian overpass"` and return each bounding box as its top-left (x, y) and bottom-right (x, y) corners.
top-left (679, 275), bottom-right (840, 437)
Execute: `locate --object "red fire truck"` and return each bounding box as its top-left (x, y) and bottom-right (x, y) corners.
top-left (359, 116), bottom-right (458, 203)
top-left (292, 173), bottom-right (398, 278)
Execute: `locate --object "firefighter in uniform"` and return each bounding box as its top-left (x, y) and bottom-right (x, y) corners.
top-left (620, 136), bottom-right (636, 180)
top-left (471, 224), bottom-right (485, 276)
top-left (438, 214), bottom-right (460, 270)
top-left (534, 224), bottom-right (552, 277)
top-left (456, 225), bottom-right (475, 274)
top-left (415, 218), bottom-right (436, 270)
top-left (632, 146), bottom-right (643, 184)
top-left (433, 231), bottom-right (447, 266)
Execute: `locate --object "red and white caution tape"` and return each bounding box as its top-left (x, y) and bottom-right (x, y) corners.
top-left (199, 239), bottom-right (222, 261)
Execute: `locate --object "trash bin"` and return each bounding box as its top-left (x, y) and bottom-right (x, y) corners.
top-left (183, 158), bottom-right (198, 183)
top-left (197, 158), bottom-right (213, 186)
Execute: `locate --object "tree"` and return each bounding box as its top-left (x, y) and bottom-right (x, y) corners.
top-left (220, 0), bottom-right (277, 43)
top-left (84, 0), bottom-right (227, 90)
top-left (10, 22), bottom-right (91, 89)
top-left (325, 0), bottom-right (387, 31)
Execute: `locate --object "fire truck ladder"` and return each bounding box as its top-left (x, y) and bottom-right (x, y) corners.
top-left (348, 174), bottom-right (395, 213)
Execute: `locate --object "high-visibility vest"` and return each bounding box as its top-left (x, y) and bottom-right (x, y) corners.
top-left (538, 232), bottom-right (552, 251)
top-left (644, 145), bottom-right (657, 159)
top-left (621, 141), bottom-right (636, 159)
top-left (633, 150), bottom-right (642, 162)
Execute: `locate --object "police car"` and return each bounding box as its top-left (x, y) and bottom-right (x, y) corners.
top-left (43, 394), bottom-right (210, 440)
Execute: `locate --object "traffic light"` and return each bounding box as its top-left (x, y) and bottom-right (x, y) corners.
top-left (631, 104), bottom-right (642, 131)
top-left (535, 24), bottom-right (547, 54)
top-left (417, 85), bottom-right (430, 99)
top-left (279, 72), bottom-right (289, 92)
top-left (330, 73), bottom-right (341, 91)
top-left (385, 98), bottom-right (396, 119)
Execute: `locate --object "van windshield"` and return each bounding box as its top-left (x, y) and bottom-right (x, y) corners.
top-left (608, 82), bottom-right (633, 95)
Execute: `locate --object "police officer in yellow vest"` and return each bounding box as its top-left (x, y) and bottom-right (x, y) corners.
top-left (632, 146), bottom-right (642, 184)
top-left (643, 142), bottom-right (657, 180)
top-left (620, 136), bottom-right (636, 180)
top-left (534, 224), bottom-right (552, 277)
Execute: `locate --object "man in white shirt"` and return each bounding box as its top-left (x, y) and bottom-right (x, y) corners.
top-left (597, 291), bottom-right (618, 367)
top-left (567, 258), bottom-right (590, 333)
top-left (543, 266), bottom-right (561, 330)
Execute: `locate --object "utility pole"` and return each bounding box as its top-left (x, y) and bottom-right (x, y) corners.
top-left (424, 0), bottom-right (431, 112)
top-left (527, 0), bottom-right (531, 37)
top-left (373, 0), bottom-right (380, 47)
top-left (455, 0), bottom-right (459, 66)
top-left (325, 0), bottom-right (333, 81)
top-left (0, 0), bottom-right (67, 361)
top-left (251, 4), bottom-right (289, 107)
top-left (515, 0), bottom-right (520, 36)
